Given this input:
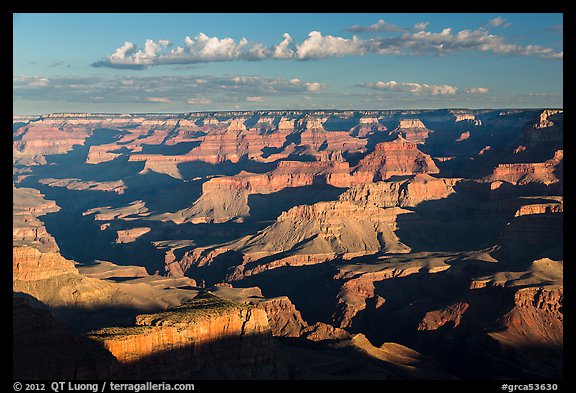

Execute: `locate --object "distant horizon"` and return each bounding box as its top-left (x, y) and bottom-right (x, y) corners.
top-left (13, 106), bottom-right (564, 117)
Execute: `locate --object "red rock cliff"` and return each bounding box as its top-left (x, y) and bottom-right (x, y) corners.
top-left (13, 246), bottom-right (78, 282)
top-left (354, 136), bottom-right (439, 181)
top-left (88, 293), bottom-right (288, 379)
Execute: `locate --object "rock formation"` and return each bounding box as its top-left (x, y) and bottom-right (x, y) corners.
top-left (332, 253), bottom-right (452, 328)
top-left (450, 111), bottom-right (482, 126)
top-left (178, 202), bottom-right (412, 282)
top-left (471, 261), bottom-right (563, 379)
top-left (523, 110), bottom-right (563, 147)
top-left (12, 108), bottom-right (564, 380)
top-left (242, 202), bottom-right (410, 262)
top-left (353, 135), bottom-right (439, 181)
top-left (418, 302), bottom-right (470, 331)
top-left (251, 116), bottom-right (278, 133)
top-left (351, 116), bottom-right (387, 138)
top-left (87, 293), bottom-right (288, 379)
top-left (13, 246), bottom-right (78, 281)
top-left (39, 178), bottom-right (127, 194)
top-left (83, 200), bottom-right (149, 221)
top-left (13, 186), bottom-right (60, 252)
top-left (391, 119), bottom-right (432, 144)
top-left (490, 286), bottom-right (562, 349)
top-left (455, 131), bottom-right (470, 142)
top-left (115, 227), bottom-right (151, 243)
top-left (297, 115), bottom-right (367, 156)
top-left (495, 197), bottom-right (563, 261)
top-left (340, 174), bottom-right (459, 208)
top-left (484, 150), bottom-right (562, 186)
top-left (166, 160), bottom-right (355, 223)
top-left (259, 296), bottom-right (308, 337)
top-left (13, 119), bottom-right (91, 165)
top-left (258, 296), bottom-right (350, 341)
top-left (13, 245), bottom-right (199, 332)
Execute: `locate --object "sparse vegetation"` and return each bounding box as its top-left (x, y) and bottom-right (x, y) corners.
top-left (87, 293), bottom-right (251, 340)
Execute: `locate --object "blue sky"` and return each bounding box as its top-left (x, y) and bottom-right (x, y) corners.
top-left (13, 13), bottom-right (563, 113)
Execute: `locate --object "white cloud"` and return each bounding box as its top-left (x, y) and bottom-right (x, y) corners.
top-left (146, 97), bottom-right (172, 103)
top-left (290, 78), bottom-right (301, 85)
top-left (296, 31), bottom-right (366, 59)
top-left (93, 33), bottom-right (265, 68)
top-left (348, 19), bottom-right (406, 33)
top-left (14, 74), bottom-right (324, 105)
top-left (28, 77), bottom-right (50, 87)
top-left (465, 87), bottom-right (489, 94)
top-left (180, 33), bottom-right (247, 61)
top-left (273, 33), bottom-right (295, 59)
top-left (93, 26), bottom-right (562, 69)
top-left (546, 24), bottom-right (563, 33)
top-left (374, 27), bottom-right (562, 59)
top-left (520, 46), bottom-right (563, 60)
top-left (489, 17), bottom-right (512, 28)
top-left (247, 43), bottom-right (270, 60)
top-left (116, 39), bottom-right (171, 68)
top-left (360, 80), bottom-right (458, 95)
top-left (107, 41), bottom-right (137, 63)
top-left (305, 82), bottom-right (323, 92)
top-left (186, 98), bottom-right (213, 105)
top-left (526, 92), bottom-right (560, 97)
top-left (413, 22), bottom-right (429, 31)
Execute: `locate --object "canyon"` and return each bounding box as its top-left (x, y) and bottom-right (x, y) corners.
top-left (13, 108), bottom-right (562, 380)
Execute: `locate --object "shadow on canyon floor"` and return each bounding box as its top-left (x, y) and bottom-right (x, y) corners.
top-left (234, 263), bottom-right (342, 326)
top-left (15, 293), bottom-right (460, 380)
top-left (347, 266), bottom-right (562, 380)
top-left (247, 185), bottom-right (346, 222)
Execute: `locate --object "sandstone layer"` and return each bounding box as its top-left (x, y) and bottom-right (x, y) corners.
top-left (88, 293), bottom-right (288, 379)
top-left (13, 186), bottom-right (60, 252)
top-left (354, 135), bottom-right (439, 181)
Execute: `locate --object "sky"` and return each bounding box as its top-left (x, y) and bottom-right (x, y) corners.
top-left (13, 13), bottom-right (563, 114)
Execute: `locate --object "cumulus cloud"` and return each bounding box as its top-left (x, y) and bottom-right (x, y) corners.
top-left (372, 27), bottom-right (562, 59)
top-left (489, 17), bottom-right (512, 28)
top-left (94, 39), bottom-right (172, 69)
top-left (180, 33), bottom-right (249, 62)
top-left (413, 22), bottom-right (429, 31)
top-left (517, 45), bottom-right (562, 60)
top-left (102, 41), bottom-right (138, 67)
top-left (273, 33), bottom-right (295, 59)
top-left (465, 87), bottom-right (489, 94)
top-left (93, 33), bottom-right (265, 69)
top-left (247, 42), bottom-right (270, 60)
top-left (93, 25), bottom-right (562, 69)
top-left (296, 31), bottom-right (366, 59)
top-left (347, 19), bottom-right (406, 33)
top-left (359, 80), bottom-right (458, 95)
top-left (13, 74), bottom-right (324, 105)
